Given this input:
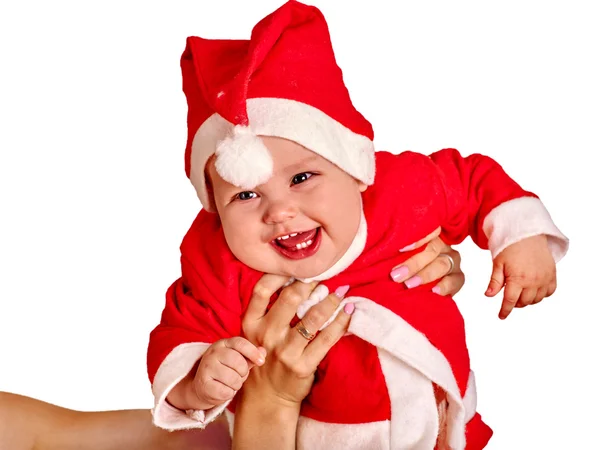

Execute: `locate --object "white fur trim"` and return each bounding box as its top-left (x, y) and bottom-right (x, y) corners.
top-left (483, 196), bottom-right (569, 261)
top-left (190, 98), bottom-right (375, 211)
top-left (378, 347), bottom-right (439, 449)
top-left (348, 297), bottom-right (471, 450)
top-left (296, 284), bottom-right (330, 319)
top-left (463, 370), bottom-right (477, 423)
top-left (296, 417), bottom-right (391, 450)
top-left (215, 125), bottom-right (273, 189)
top-left (151, 342), bottom-right (230, 430)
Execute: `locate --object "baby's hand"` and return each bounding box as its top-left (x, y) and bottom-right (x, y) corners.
top-left (193, 337), bottom-right (266, 409)
top-left (485, 235), bottom-right (557, 320)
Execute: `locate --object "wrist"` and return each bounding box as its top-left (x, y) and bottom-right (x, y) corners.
top-left (166, 363), bottom-right (215, 411)
top-left (239, 385), bottom-right (301, 416)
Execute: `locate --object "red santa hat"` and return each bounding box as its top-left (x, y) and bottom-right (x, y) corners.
top-left (182, 0), bottom-right (375, 212)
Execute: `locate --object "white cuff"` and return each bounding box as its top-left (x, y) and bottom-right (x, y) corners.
top-left (483, 196), bottom-right (569, 261)
top-left (151, 342), bottom-right (231, 430)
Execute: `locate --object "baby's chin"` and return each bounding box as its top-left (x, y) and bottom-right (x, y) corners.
top-left (247, 259), bottom-right (334, 280)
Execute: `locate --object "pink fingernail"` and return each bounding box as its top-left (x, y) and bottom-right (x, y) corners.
top-left (344, 303), bottom-right (355, 314)
top-left (432, 286), bottom-right (441, 295)
top-left (335, 285), bottom-right (350, 298)
top-left (404, 275), bottom-right (422, 289)
top-left (390, 265), bottom-right (409, 282)
top-left (399, 243), bottom-right (416, 252)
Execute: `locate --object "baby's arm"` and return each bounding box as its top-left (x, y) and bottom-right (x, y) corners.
top-left (147, 212), bottom-right (255, 430)
top-left (167, 336), bottom-right (265, 412)
top-left (427, 149), bottom-right (568, 315)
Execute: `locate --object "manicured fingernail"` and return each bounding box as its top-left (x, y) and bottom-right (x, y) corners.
top-left (399, 243), bottom-right (416, 252)
top-left (390, 265), bottom-right (409, 282)
top-left (404, 275), bottom-right (422, 289)
top-left (344, 303), bottom-right (355, 314)
top-left (432, 286), bottom-right (441, 295)
top-left (335, 285), bottom-right (350, 298)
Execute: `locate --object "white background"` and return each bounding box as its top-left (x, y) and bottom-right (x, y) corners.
top-left (0, 1), bottom-right (598, 448)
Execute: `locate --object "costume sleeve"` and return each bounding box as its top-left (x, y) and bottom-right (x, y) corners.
top-left (147, 213), bottom-right (246, 430)
top-left (430, 148), bottom-right (568, 261)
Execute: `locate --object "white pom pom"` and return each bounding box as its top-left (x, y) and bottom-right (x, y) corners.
top-left (215, 125), bottom-right (273, 189)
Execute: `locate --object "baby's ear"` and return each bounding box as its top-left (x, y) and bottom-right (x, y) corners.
top-left (358, 181), bottom-right (368, 193)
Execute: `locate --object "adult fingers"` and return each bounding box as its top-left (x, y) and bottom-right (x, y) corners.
top-left (303, 302), bottom-right (354, 368)
top-left (432, 272), bottom-right (466, 297)
top-left (405, 250), bottom-right (460, 289)
top-left (391, 236), bottom-right (447, 284)
top-left (266, 280), bottom-right (319, 330)
top-left (399, 227), bottom-right (442, 252)
top-left (285, 290), bottom-right (346, 356)
top-left (244, 274), bottom-right (291, 323)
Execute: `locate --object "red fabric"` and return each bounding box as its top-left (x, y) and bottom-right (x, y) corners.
top-left (181, 0), bottom-right (373, 178)
top-left (148, 149), bottom-right (535, 441)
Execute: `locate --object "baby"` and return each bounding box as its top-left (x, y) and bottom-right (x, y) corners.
top-left (147, 2), bottom-right (568, 449)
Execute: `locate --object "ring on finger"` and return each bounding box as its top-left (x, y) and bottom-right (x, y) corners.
top-left (296, 321), bottom-right (316, 341)
top-left (439, 253), bottom-right (455, 275)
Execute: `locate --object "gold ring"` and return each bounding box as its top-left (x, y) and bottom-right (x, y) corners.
top-left (440, 253), bottom-right (455, 275)
top-left (296, 321), bottom-right (316, 341)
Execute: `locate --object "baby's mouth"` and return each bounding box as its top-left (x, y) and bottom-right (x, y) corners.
top-left (271, 228), bottom-right (321, 260)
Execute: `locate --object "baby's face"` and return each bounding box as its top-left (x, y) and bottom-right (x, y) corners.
top-left (208, 136), bottom-right (367, 279)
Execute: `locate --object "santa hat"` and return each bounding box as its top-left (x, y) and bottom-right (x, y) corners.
top-left (182, 0), bottom-right (375, 212)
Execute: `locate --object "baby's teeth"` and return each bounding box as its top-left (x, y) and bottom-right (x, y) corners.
top-left (290, 233), bottom-right (298, 237)
top-left (294, 240), bottom-right (313, 250)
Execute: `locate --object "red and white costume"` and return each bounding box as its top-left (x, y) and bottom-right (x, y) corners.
top-left (147, 2), bottom-right (568, 449)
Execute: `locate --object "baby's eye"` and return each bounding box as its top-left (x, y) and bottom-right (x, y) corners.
top-left (291, 172), bottom-right (313, 185)
top-left (236, 191), bottom-right (257, 201)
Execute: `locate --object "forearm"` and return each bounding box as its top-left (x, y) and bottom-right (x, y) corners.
top-left (0, 392), bottom-right (217, 450)
top-left (233, 390), bottom-right (301, 450)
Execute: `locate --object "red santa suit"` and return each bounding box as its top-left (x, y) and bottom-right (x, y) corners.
top-left (147, 2), bottom-right (568, 449)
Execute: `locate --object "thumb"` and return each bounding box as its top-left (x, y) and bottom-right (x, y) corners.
top-left (486, 262), bottom-right (505, 297)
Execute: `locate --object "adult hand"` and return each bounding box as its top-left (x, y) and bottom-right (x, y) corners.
top-left (233, 276), bottom-right (353, 450)
top-left (391, 227), bottom-right (465, 296)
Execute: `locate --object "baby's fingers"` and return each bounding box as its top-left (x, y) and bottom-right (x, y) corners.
top-left (211, 364), bottom-right (246, 392)
top-left (499, 282), bottom-right (522, 320)
top-left (224, 337), bottom-right (265, 366)
top-left (515, 287), bottom-right (537, 308)
top-left (201, 377), bottom-right (237, 404)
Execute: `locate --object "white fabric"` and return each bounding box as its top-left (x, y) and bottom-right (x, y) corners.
top-left (190, 97), bottom-right (375, 211)
top-left (484, 196), bottom-right (569, 261)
